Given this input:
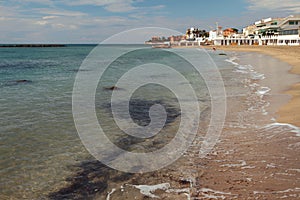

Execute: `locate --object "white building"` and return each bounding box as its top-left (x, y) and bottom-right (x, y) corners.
top-left (208, 30), bottom-right (217, 41)
top-left (213, 15), bottom-right (300, 46)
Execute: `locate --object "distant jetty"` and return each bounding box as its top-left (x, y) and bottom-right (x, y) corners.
top-left (0, 44), bottom-right (66, 48)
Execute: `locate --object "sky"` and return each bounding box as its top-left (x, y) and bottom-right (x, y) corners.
top-left (1, 0), bottom-right (300, 43)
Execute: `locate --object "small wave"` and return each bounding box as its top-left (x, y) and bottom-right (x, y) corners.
top-left (225, 56), bottom-right (239, 66)
top-left (249, 82), bottom-right (260, 88)
top-left (263, 123), bottom-right (300, 137)
top-left (256, 87), bottom-right (271, 96)
top-left (233, 64), bottom-right (255, 75)
top-left (129, 183), bottom-right (170, 198)
top-left (237, 64), bottom-right (253, 71)
top-left (250, 72), bottom-right (265, 80)
top-left (106, 188), bottom-right (116, 200)
top-left (234, 69), bottom-right (249, 74)
top-left (198, 188), bottom-right (237, 199)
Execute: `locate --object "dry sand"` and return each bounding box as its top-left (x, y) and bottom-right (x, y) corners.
top-left (211, 45), bottom-right (300, 127)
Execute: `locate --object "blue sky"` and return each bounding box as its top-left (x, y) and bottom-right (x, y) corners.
top-left (1, 0), bottom-right (299, 43)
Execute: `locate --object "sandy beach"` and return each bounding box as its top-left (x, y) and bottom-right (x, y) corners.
top-left (211, 45), bottom-right (300, 127)
top-left (194, 45), bottom-right (300, 199)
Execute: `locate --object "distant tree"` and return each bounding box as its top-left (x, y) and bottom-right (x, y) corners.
top-left (197, 30), bottom-right (208, 37)
top-left (194, 29), bottom-right (199, 37)
top-left (186, 29), bottom-right (191, 39)
top-left (231, 28), bottom-right (239, 33)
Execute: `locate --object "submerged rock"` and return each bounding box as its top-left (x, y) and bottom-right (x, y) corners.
top-left (16, 79), bottom-right (31, 83)
top-left (2, 79), bottom-right (33, 87)
top-left (103, 86), bottom-right (122, 91)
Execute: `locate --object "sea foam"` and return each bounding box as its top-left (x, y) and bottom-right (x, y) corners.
top-left (225, 56), bottom-right (239, 66)
top-left (263, 123), bottom-right (300, 137)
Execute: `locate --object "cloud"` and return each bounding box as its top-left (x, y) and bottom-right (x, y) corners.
top-left (51, 23), bottom-right (78, 29)
top-left (150, 5), bottom-right (165, 10)
top-left (101, 27), bottom-right (182, 44)
top-left (35, 20), bottom-right (48, 25)
top-left (247, 0), bottom-right (300, 13)
top-left (42, 16), bottom-right (58, 20)
top-left (4, 1), bottom-right (276, 43)
top-left (34, 8), bottom-right (87, 17)
top-left (0, 4), bottom-right (84, 43)
top-left (64, 0), bottom-right (136, 12)
top-left (104, 2), bottom-right (136, 12)
top-left (0, 2), bottom-right (166, 43)
top-left (12, 0), bottom-right (54, 6)
top-left (93, 16), bottom-right (128, 25)
top-left (0, 5), bottom-right (19, 18)
top-left (22, 0), bottom-right (52, 3)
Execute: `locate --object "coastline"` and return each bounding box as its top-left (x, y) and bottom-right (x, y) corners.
top-left (206, 45), bottom-right (300, 127)
top-left (194, 46), bottom-right (300, 198)
top-left (1, 44), bottom-right (299, 199)
top-left (105, 46), bottom-right (300, 199)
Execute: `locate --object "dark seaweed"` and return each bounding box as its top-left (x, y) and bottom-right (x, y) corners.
top-left (48, 160), bottom-right (132, 200)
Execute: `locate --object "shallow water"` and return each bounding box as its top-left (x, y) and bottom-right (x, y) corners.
top-left (0, 45), bottom-right (97, 199)
top-left (0, 45), bottom-right (217, 198)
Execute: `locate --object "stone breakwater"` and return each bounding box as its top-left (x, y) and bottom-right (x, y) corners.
top-left (0, 44), bottom-right (66, 47)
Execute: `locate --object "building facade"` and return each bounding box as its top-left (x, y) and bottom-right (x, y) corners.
top-left (214, 15), bottom-right (300, 46)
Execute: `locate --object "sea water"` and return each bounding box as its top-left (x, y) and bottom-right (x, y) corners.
top-left (0, 45), bottom-right (222, 198)
top-left (0, 45), bottom-right (97, 198)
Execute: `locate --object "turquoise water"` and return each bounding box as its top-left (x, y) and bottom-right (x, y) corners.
top-left (0, 45), bottom-right (233, 199)
top-left (0, 45), bottom-right (96, 199)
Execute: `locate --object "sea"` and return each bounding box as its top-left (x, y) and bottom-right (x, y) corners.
top-left (1, 45), bottom-right (299, 199)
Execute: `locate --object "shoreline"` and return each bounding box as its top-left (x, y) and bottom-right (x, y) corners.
top-left (205, 45), bottom-right (300, 127)
top-left (194, 46), bottom-right (300, 199)
top-left (101, 46), bottom-right (300, 199)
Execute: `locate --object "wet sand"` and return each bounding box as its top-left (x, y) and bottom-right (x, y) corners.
top-left (196, 46), bottom-right (300, 199)
top-left (211, 45), bottom-right (300, 127)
